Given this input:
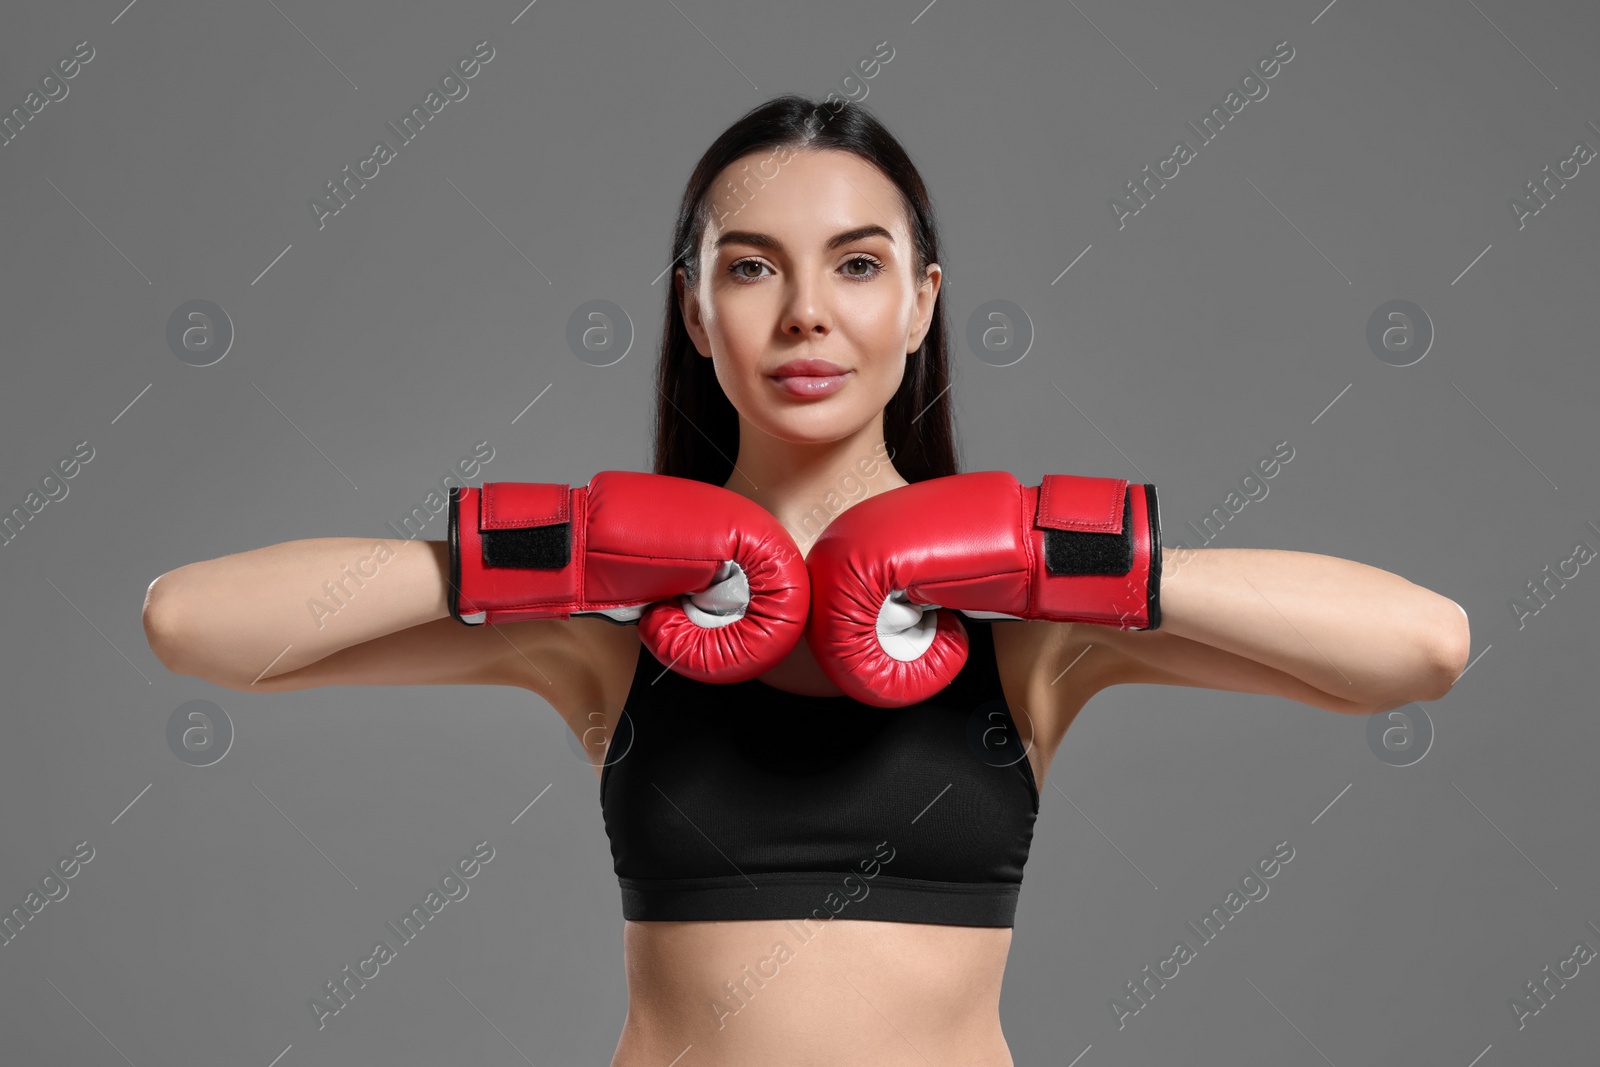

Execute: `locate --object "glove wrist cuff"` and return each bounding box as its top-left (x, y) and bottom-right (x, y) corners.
top-left (449, 482), bottom-right (587, 625)
top-left (1031, 475), bottom-right (1161, 629)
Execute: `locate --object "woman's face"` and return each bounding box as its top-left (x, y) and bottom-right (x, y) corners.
top-left (678, 148), bottom-right (941, 446)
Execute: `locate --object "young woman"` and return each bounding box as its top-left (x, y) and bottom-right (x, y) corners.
top-left (142, 96), bottom-right (1471, 1065)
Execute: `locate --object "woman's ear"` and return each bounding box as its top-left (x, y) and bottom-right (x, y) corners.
top-left (908, 262), bottom-right (942, 353)
top-left (676, 267), bottom-right (712, 359)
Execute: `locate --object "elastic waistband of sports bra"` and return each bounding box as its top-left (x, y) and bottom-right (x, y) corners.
top-left (616, 871), bottom-right (1021, 928)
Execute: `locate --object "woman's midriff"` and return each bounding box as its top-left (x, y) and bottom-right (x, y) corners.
top-left (608, 917), bottom-right (1017, 1066)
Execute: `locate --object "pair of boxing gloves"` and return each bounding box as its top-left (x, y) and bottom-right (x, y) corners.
top-left (448, 470), bottom-right (1161, 709)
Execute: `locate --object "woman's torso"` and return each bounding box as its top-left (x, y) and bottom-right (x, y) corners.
top-left (559, 614), bottom-right (1090, 1066)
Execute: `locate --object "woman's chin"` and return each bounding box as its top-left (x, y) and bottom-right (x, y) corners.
top-left (755, 414), bottom-right (869, 447)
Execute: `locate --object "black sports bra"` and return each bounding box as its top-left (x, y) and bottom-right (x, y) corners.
top-left (599, 614), bottom-right (1041, 927)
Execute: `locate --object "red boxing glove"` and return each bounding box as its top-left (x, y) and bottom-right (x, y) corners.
top-left (805, 471), bottom-right (1162, 707)
top-left (449, 471), bottom-right (809, 684)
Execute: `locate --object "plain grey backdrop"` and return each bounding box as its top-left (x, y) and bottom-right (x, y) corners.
top-left (3, 0), bottom-right (1598, 1063)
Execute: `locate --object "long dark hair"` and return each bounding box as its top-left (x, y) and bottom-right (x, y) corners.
top-left (651, 94), bottom-right (960, 485)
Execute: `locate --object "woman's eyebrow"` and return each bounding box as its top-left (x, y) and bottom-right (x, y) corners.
top-left (715, 224), bottom-right (894, 253)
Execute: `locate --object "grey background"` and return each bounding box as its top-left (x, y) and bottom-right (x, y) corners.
top-left (2, 0), bottom-right (1597, 1063)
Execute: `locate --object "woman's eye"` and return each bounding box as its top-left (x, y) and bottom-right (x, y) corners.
top-left (844, 256), bottom-right (885, 279)
top-left (725, 256), bottom-right (886, 283)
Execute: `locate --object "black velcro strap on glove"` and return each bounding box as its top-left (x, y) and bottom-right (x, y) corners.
top-left (1042, 485), bottom-right (1134, 576)
top-left (483, 525), bottom-right (569, 569)
top-left (477, 482), bottom-right (573, 569)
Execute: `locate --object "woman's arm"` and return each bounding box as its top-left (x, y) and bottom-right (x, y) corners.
top-left (141, 538), bottom-right (563, 693)
top-left (1082, 547), bottom-right (1470, 714)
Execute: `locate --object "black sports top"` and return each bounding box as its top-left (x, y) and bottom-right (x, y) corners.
top-left (599, 614), bottom-right (1041, 928)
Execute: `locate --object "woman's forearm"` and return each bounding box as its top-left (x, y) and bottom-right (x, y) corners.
top-left (1158, 546), bottom-right (1470, 706)
top-left (142, 537), bottom-right (451, 686)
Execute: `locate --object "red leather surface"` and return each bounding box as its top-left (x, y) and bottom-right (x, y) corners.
top-left (455, 471), bottom-right (810, 683)
top-left (805, 471), bottom-right (1158, 707)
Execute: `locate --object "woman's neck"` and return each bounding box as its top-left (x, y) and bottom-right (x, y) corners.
top-left (720, 423), bottom-right (907, 552)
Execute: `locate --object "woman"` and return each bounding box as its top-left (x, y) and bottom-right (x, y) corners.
top-left (142, 95), bottom-right (1471, 1064)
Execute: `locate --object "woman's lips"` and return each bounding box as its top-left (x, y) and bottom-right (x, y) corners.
top-left (768, 359), bottom-right (850, 397)
top-left (769, 370), bottom-right (850, 397)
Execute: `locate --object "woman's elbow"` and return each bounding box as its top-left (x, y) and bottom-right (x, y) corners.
top-left (1420, 599), bottom-right (1472, 702)
top-left (142, 572), bottom-right (199, 678)
top-left (1367, 598), bottom-right (1470, 712)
